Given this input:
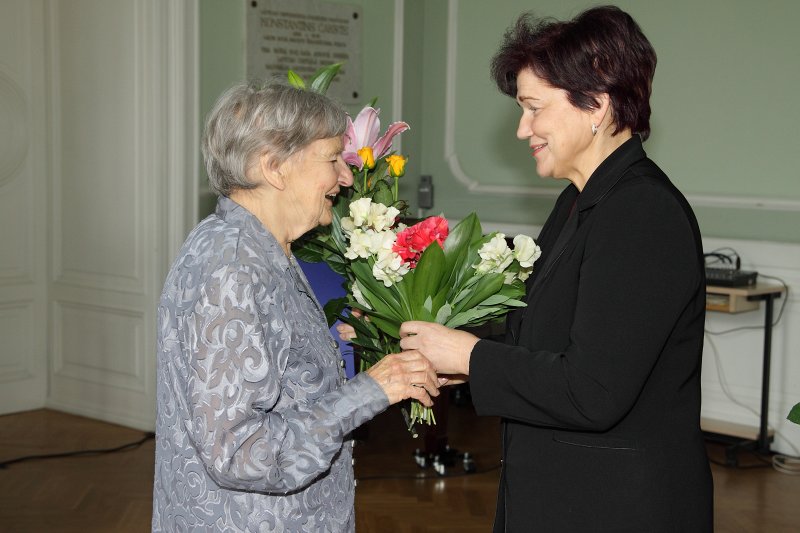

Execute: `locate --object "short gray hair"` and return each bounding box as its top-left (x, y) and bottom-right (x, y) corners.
top-left (202, 81), bottom-right (348, 196)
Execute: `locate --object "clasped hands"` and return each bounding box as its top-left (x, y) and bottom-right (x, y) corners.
top-left (336, 319), bottom-right (479, 407)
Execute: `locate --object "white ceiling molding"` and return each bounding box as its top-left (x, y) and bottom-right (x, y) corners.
top-left (392, 0), bottom-right (404, 154)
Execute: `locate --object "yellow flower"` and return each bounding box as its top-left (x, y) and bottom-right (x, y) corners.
top-left (357, 146), bottom-right (375, 170)
top-left (386, 154), bottom-right (407, 178)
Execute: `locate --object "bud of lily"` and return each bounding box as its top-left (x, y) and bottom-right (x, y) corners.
top-left (386, 154), bottom-right (407, 178)
top-left (357, 146), bottom-right (376, 170)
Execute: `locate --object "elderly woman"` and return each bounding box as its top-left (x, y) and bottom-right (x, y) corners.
top-left (397, 6), bottom-right (713, 531)
top-left (152, 82), bottom-right (439, 532)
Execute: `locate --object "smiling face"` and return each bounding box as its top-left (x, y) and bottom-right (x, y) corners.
top-left (515, 69), bottom-right (596, 185)
top-left (283, 136), bottom-right (353, 236)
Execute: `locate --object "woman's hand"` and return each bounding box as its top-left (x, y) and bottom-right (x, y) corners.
top-left (366, 351), bottom-right (440, 407)
top-left (437, 374), bottom-right (469, 386)
top-left (399, 321), bottom-right (480, 376)
top-left (336, 322), bottom-right (356, 342)
top-left (336, 308), bottom-right (364, 342)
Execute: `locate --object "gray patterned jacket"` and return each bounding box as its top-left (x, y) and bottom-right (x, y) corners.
top-left (152, 196), bottom-right (389, 532)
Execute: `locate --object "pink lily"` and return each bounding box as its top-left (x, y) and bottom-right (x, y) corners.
top-left (343, 106), bottom-right (410, 170)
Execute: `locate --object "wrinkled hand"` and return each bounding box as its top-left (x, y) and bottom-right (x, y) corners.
top-left (336, 308), bottom-right (365, 342)
top-left (336, 322), bottom-right (356, 342)
top-left (366, 351), bottom-right (440, 407)
top-left (399, 321), bottom-right (479, 376)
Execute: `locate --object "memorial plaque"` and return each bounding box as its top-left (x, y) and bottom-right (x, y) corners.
top-left (246, 0), bottom-right (362, 103)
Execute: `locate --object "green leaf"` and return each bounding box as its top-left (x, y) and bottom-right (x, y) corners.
top-left (411, 242), bottom-right (446, 313)
top-left (435, 303), bottom-right (452, 324)
top-left (372, 187), bottom-right (394, 207)
top-left (442, 214), bottom-right (485, 293)
top-left (369, 314), bottom-right (401, 339)
top-left (309, 63), bottom-right (342, 94)
top-left (789, 402), bottom-right (800, 424)
top-left (322, 297), bottom-right (349, 327)
top-left (451, 273), bottom-right (505, 315)
top-left (423, 295), bottom-right (433, 313)
top-left (287, 70), bottom-right (306, 89)
top-left (480, 294), bottom-right (512, 306)
top-left (342, 310), bottom-right (379, 339)
top-left (293, 242), bottom-right (325, 263)
top-left (445, 307), bottom-right (500, 329)
top-left (443, 213), bottom-right (481, 271)
top-left (350, 262), bottom-right (405, 321)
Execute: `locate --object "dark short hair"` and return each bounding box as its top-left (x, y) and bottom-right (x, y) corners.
top-left (490, 5), bottom-right (657, 140)
top-left (202, 82), bottom-right (347, 196)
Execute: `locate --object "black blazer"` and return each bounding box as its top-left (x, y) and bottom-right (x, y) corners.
top-left (470, 137), bottom-right (713, 532)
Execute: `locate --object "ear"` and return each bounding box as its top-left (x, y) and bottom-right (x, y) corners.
top-left (591, 93), bottom-right (612, 129)
top-left (259, 152), bottom-right (286, 191)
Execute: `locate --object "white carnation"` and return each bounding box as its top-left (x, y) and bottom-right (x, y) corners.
top-left (340, 216), bottom-right (355, 233)
top-left (372, 249), bottom-right (410, 287)
top-left (344, 229), bottom-right (374, 259)
top-left (344, 228), bottom-right (397, 260)
top-left (513, 234), bottom-right (541, 268)
top-left (475, 233), bottom-right (514, 274)
top-left (349, 197), bottom-right (373, 227)
top-left (366, 203), bottom-right (401, 232)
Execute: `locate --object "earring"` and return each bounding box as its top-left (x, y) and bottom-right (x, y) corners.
top-left (591, 123), bottom-right (598, 136)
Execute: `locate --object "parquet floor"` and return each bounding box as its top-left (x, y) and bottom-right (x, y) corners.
top-left (1, 404), bottom-right (799, 532)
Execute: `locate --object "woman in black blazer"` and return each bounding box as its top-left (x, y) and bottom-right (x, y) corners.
top-left (399, 6), bottom-right (713, 532)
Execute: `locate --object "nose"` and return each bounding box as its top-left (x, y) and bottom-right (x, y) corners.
top-left (517, 112), bottom-right (532, 140)
top-left (336, 156), bottom-right (353, 186)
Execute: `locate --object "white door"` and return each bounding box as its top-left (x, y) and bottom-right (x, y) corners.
top-left (0, 0), bottom-right (48, 414)
top-left (0, 0), bottom-right (198, 431)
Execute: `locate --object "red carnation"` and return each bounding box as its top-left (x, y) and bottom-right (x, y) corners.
top-left (393, 216), bottom-right (449, 268)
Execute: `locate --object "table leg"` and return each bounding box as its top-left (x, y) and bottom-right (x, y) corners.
top-left (757, 294), bottom-right (775, 453)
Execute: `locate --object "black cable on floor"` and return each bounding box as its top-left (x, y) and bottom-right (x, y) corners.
top-left (356, 463), bottom-right (501, 481)
top-left (0, 432), bottom-right (155, 469)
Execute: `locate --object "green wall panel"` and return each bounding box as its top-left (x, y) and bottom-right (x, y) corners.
top-left (404, 0), bottom-right (800, 242)
top-left (199, 0), bottom-right (800, 242)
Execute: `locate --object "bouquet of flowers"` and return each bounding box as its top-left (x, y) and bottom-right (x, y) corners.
top-left (290, 65), bottom-right (541, 431)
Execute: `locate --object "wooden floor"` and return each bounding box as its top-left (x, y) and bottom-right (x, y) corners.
top-left (1, 405), bottom-right (799, 532)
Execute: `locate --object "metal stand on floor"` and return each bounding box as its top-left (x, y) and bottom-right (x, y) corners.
top-left (411, 385), bottom-right (476, 475)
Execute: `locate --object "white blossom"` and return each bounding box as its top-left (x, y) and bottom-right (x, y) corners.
top-left (344, 228), bottom-right (397, 260)
top-left (475, 233), bottom-right (514, 274)
top-left (367, 203), bottom-right (400, 232)
top-left (512, 234), bottom-right (541, 268)
top-left (349, 197), bottom-right (373, 227)
top-left (372, 249), bottom-right (410, 287)
top-left (344, 229), bottom-right (375, 259)
top-left (340, 216), bottom-right (355, 233)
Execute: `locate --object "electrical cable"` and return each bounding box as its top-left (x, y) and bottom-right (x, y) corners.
top-left (700, 253), bottom-right (797, 474)
top-left (0, 432), bottom-right (155, 469)
top-left (704, 333), bottom-right (800, 474)
top-left (705, 247), bottom-right (741, 269)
